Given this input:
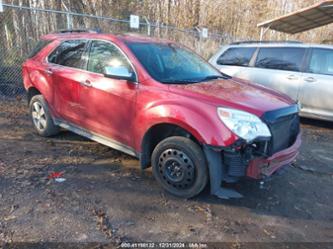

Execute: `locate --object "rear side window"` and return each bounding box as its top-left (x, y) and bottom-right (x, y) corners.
top-left (48, 40), bottom-right (88, 69)
top-left (255, 47), bottom-right (305, 72)
top-left (308, 48), bottom-right (333, 76)
top-left (28, 39), bottom-right (53, 58)
top-left (217, 47), bottom-right (256, 66)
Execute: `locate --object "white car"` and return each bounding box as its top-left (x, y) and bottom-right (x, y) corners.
top-left (209, 41), bottom-right (333, 121)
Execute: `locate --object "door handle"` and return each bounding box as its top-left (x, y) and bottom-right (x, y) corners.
top-left (80, 80), bottom-right (92, 87)
top-left (287, 75), bottom-right (298, 80)
top-left (304, 77), bottom-right (316, 83)
top-left (44, 69), bottom-right (53, 75)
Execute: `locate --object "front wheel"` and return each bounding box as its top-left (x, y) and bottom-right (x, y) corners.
top-left (152, 136), bottom-right (208, 198)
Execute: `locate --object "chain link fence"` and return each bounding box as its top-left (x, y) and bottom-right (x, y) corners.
top-left (0, 3), bottom-right (236, 98)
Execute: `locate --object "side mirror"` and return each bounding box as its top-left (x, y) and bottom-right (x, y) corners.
top-left (104, 65), bottom-right (136, 82)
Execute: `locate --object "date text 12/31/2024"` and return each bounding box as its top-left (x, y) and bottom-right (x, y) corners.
top-left (120, 242), bottom-right (208, 248)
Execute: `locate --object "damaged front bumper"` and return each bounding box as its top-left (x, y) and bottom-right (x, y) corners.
top-left (203, 132), bottom-right (302, 199)
top-left (247, 133), bottom-right (301, 179)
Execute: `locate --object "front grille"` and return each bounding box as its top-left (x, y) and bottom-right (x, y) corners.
top-left (262, 105), bottom-right (300, 156)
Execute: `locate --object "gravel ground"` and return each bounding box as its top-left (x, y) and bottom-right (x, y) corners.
top-left (0, 98), bottom-right (332, 248)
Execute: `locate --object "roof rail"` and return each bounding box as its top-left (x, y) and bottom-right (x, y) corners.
top-left (55, 29), bottom-right (102, 34)
top-left (230, 40), bottom-right (302, 45)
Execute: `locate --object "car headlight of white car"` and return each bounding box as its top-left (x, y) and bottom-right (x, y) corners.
top-left (217, 107), bottom-right (271, 142)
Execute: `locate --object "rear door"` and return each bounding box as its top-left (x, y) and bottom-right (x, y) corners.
top-left (299, 48), bottom-right (333, 119)
top-left (248, 47), bottom-right (306, 101)
top-left (47, 39), bottom-right (89, 124)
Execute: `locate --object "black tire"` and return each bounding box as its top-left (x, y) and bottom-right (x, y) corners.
top-left (152, 136), bottom-right (208, 198)
top-left (29, 95), bottom-right (59, 137)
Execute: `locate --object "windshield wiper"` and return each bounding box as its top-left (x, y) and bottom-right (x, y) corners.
top-left (160, 79), bottom-right (201, 84)
top-left (161, 73), bottom-right (231, 84)
top-left (199, 74), bottom-right (230, 82)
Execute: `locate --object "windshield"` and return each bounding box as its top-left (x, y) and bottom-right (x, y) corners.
top-left (126, 42), bottom-right (228, 84)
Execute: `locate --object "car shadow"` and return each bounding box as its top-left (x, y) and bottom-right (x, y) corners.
top-left (300, 117), bottom-right (333, 130)
top-left (53, 129), bottom-right (92, 142)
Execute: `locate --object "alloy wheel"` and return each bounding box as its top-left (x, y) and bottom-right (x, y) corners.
top-left (31, 101), bottom-right (47, 131)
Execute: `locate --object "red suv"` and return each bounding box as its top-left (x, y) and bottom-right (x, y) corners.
top-left (22, 31), bottom-right (301, 199)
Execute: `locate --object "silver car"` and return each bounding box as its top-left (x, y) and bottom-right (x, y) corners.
top-left (209, 41), bottom-right (333, 121)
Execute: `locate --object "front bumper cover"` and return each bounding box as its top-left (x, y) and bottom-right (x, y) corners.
top-left (203, 132), bottom-right (301, 199)
top-left (247, 132), bottom-right (302, 179)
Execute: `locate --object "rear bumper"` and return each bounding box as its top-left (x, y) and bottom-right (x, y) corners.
top-left (246, 132), bottom-right (302, 179)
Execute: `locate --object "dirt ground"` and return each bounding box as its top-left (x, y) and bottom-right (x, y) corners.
top-left (0, 98), bottom-right (332, 248)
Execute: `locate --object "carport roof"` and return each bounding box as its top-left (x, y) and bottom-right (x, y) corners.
top-left (257, 0), bottom-right (333, 34)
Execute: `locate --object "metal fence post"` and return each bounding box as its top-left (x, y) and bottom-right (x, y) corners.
top-left (66, 13), bottom-right (73, 29)
top-left (195, 27), bottom-right (201, 54)
top-left (143, 16), bottom-right (151, 36)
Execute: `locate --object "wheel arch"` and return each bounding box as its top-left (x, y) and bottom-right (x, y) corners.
top-left (139, 122), bottom-right (202, 169)
top-left (27, 87), bottom-right (41, 104)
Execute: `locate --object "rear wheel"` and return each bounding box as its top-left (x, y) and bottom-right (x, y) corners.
top-left (29, 95), bottom-right (59, 137)
top-left (152, 136), bottom-right (208, 198)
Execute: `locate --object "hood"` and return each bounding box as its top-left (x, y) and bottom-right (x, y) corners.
top-left (168, 77), bottom-right (294, 117)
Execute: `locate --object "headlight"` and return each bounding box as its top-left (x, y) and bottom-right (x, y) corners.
top-left (217, 107), bottom-right (271, 142)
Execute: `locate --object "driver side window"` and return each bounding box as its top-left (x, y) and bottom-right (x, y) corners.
top-left (87, 40), bottom-right (133, 75)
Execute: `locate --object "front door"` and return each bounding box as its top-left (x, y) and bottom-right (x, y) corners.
top-left (79, 40), bottom-right (138, 147)
top-left (248, 47), bottom-right (306, 102)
